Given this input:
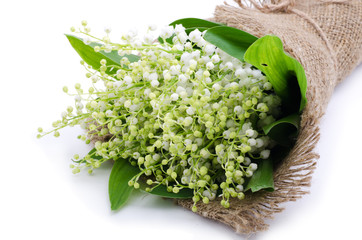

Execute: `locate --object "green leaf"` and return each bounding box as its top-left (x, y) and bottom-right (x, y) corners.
top-left (65, 34), bottom-right (140, 75)
top-left (158, 35), bottom-right (174, 45)
top-left (139, 183), bottom-right (193, 199)
top-left (263, 113), bottom-right (300, 147)
top-left (203, 26), bottom-right (258, 61)
top-left (245, 159), bottom-right (274, 192)
top-left (85, 148), bottom-right (102, 160)
top-left (169, 18), bottom-right (223, 29)
top-left (108, 159), bottom-right (140, 211)
top-left (159, 18), bottom-right (223, 45)
top-left (244, 35), bottom-right (307, 113)
top-left (72, 147), bottom-right (102, 163)
top-left (185, 27), bottom-right (209, 35)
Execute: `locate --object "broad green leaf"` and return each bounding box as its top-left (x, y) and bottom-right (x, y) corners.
top-left (158, 35), bottom-right (174, 45)
top-left (108, 159), bottom-right (140, 211)
top-left (85, 148), bottom-right (102, 160)
top-left (185, 27), bottom-right (209, 35)
top-left (244, 35), bottom-right (307, 113)
top-left (65, 34), bottom-right (140, 75)
top-left (245, 159), bottom-right (274, 192)
top-left (263, 113), bottom-right (300, 147)
top-left (159, 18), bottom-right (223, 45)
top-left (140, 183), bottom-right (193, 199)
top-left (88, 42), bottom-right (140, 66)
top-left (72, 147), bottom-right (102, 163)
top-left (169, 18), bottom-right (223, 29)
top-left (203, 26), bottom-right (258, 61)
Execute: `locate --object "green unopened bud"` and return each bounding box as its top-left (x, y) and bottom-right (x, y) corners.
top-left (192, 195), bottom-right (200, 202)
top-left (202, 197), bottom-right (209, 204)
top-left (194, 131), bottom-right (202, 138)
top-left (172, 187), bottom-right (179, 193)
top-left (171, 172), bottom-right (177, 179)
top-left (199, 166), bottom-right (208, 176)
top-left (128, 180), bottom-right (134, 186)
top-left (192, 205), bottom-right (197, 212)
top-left (197, 180), bottom-right (207, 188)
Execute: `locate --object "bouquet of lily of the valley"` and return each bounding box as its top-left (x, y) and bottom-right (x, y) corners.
top-left (39, 0), bottom-right (362, 235)
top-left (39, 17), bottom-right (306, 210)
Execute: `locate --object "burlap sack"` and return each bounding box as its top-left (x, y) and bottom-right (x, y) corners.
top-left (175, 0), bottom-right (362, 234)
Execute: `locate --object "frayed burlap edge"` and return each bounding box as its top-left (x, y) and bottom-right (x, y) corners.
top-left (175, 0), bottom-right (362, 235)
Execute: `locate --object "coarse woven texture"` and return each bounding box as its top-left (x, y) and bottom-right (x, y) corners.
top-left (175, 0), bottom-right (362, 235)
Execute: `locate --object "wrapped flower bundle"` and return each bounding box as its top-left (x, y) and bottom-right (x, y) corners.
top-left (38, 0), bottom-right (361, 235)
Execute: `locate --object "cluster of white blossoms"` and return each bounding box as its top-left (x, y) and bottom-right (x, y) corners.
top-left (38, 21), bottom-right (281, 211)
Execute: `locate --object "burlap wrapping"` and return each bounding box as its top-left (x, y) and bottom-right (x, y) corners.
top-left (174, 0), bottom-right (362, 235)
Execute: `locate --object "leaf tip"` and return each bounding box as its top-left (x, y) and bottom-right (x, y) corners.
top-left (64, 33), bottom-right (72, 40)
top-left (110, 204), bottom-right (120, 211)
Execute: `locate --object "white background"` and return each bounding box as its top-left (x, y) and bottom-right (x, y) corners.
top-left (1, 1), bottom-right (361, 239)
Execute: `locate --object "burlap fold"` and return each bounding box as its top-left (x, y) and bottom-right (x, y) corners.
top-left (175, 0), bottom-right (362, 234)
